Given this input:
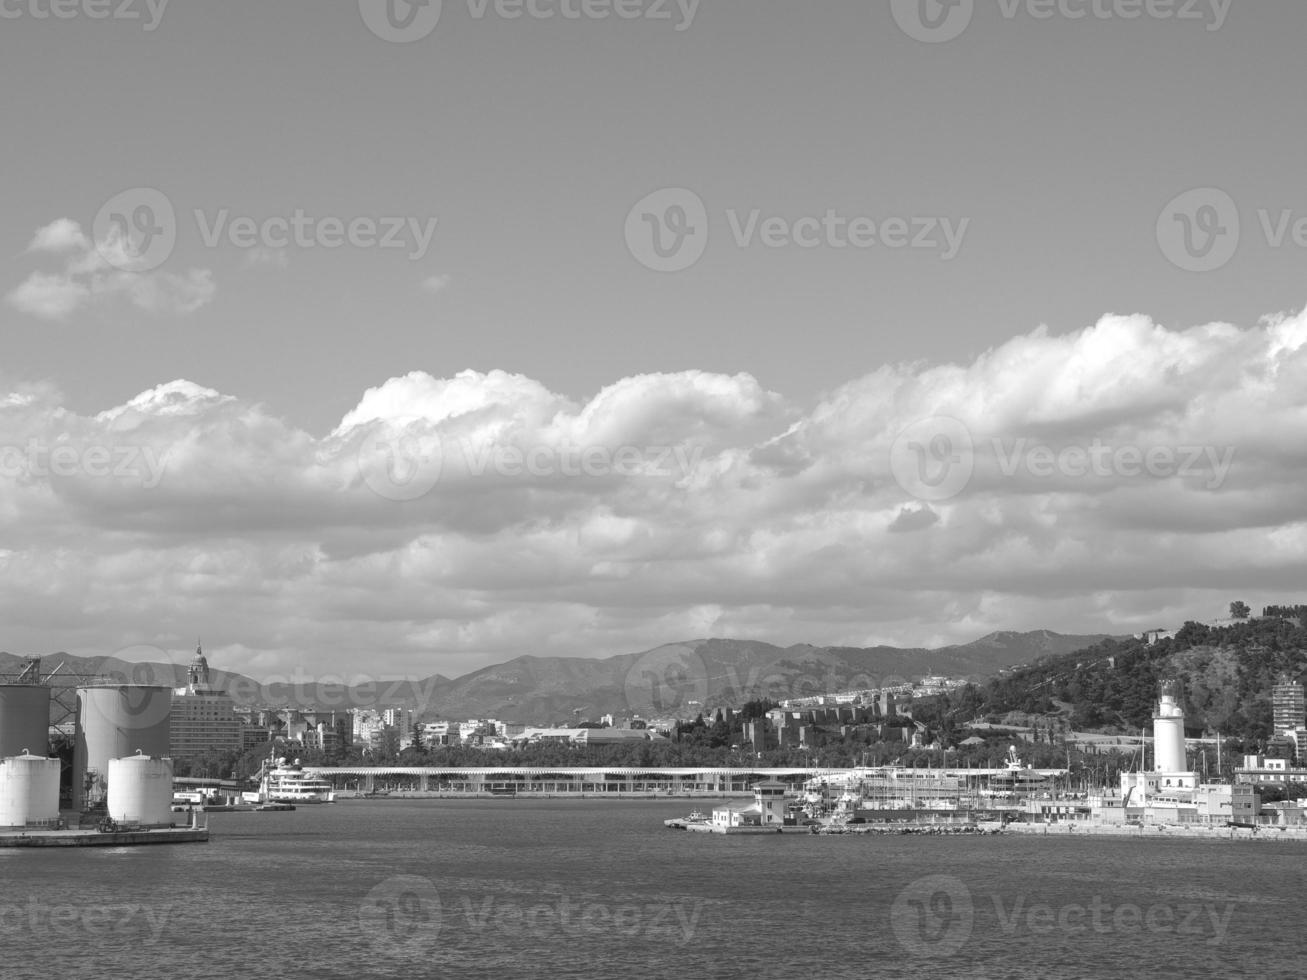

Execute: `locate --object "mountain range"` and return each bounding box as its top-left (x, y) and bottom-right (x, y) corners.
top-left (1, 629), bottom-right (1112, 725)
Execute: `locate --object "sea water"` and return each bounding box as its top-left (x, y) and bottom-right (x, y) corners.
top-left (0, 800), bottom-right (1301, 979)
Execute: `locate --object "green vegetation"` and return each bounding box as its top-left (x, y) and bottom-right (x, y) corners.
top-left (980, 613), bottom-right (1307, 744)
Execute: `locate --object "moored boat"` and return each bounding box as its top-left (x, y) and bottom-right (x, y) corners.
top-left (254, 756), bottom-right (335, 804)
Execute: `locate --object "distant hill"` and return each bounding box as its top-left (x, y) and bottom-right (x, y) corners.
top-left (976, 616), bottom-right (1307, 742)
top-left (387, 630), bottom-right (1113, 723)
top-left (1, 629), bottom-right (1114, 725)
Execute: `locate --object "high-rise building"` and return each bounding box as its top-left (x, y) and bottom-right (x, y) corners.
top-left (1272, 677), bottom-right (1305, 734)
top-left (169, 644), bottom-right (242, 763)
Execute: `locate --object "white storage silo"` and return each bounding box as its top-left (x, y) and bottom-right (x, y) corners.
top-left (0, 751), bottom-right (61, 827)
top-left (106, 752), bottom-right (174, 826)
top-left (0, 685), bottom-right (52, 760)
top-left (73, 685), bottom-right (172, 810)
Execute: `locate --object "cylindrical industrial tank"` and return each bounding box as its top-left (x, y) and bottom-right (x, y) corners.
top-left (1153, 692), bottom-right (1187, 774)
top-left (106, 752), bottom-right (174, 826)
top-left (73, 686), bottom-right (172, 810)
top-left (0, 685), bottom-right (52, 760)
top-left (0, 751), bottom-right (61, 827)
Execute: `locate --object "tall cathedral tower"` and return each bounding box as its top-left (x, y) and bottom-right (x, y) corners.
top-left (187, 641), bottom-right (212, 694)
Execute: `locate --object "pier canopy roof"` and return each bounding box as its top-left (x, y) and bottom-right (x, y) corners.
top-left (302, 765), bottom-right (826, 778)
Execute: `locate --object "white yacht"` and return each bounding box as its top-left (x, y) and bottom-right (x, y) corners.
top-left (253, 757), bottom-right (335, 804)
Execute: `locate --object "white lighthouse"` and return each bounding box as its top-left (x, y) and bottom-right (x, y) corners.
top-left (1153, 682), bottom-right (1188, 775)
top-left (1121, 681), bottom-right (1197, 807)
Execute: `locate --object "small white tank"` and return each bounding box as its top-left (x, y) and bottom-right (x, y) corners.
top-left (107, 752), bottom-right (175, 825)
top-left (0, 751), bottom-right (61, 827)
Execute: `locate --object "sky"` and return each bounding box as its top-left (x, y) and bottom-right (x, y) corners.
top-left (1, 0), bottom-right (1305, 683)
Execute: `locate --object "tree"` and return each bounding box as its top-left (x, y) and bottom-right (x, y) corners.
top-left (1230, 601), bottom-right (1251, 619)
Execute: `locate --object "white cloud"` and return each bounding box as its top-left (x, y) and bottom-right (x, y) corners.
top-left (26, 218), bottom-right (91, 254)
top-left (6, 216), bottom-right (214, 320)
top-left (1, 306), bottom-right (1305, 678)
top-left (5, 271), bottom-right (90, 319)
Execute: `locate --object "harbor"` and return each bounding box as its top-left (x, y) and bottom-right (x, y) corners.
top-left (0, 808), bottom-right (209, 847)
top-left (655, 686), bottom-right (1307, 840)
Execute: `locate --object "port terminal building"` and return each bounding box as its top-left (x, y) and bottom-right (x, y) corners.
top-left (303, 763), bottom-right (1069, 798)
top-left (305, 766), bottom-right (827, 796)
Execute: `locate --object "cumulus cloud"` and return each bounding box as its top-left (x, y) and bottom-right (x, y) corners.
top-left (6, 219), bottom-right (215, 320)
top-left (26, 218), bottom-right (91, 254)
top-left (2, 307), bottom-right (1306, 678)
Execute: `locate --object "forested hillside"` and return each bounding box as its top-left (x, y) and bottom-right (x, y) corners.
top-left (976, 614), bottom-right (1307, 742)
